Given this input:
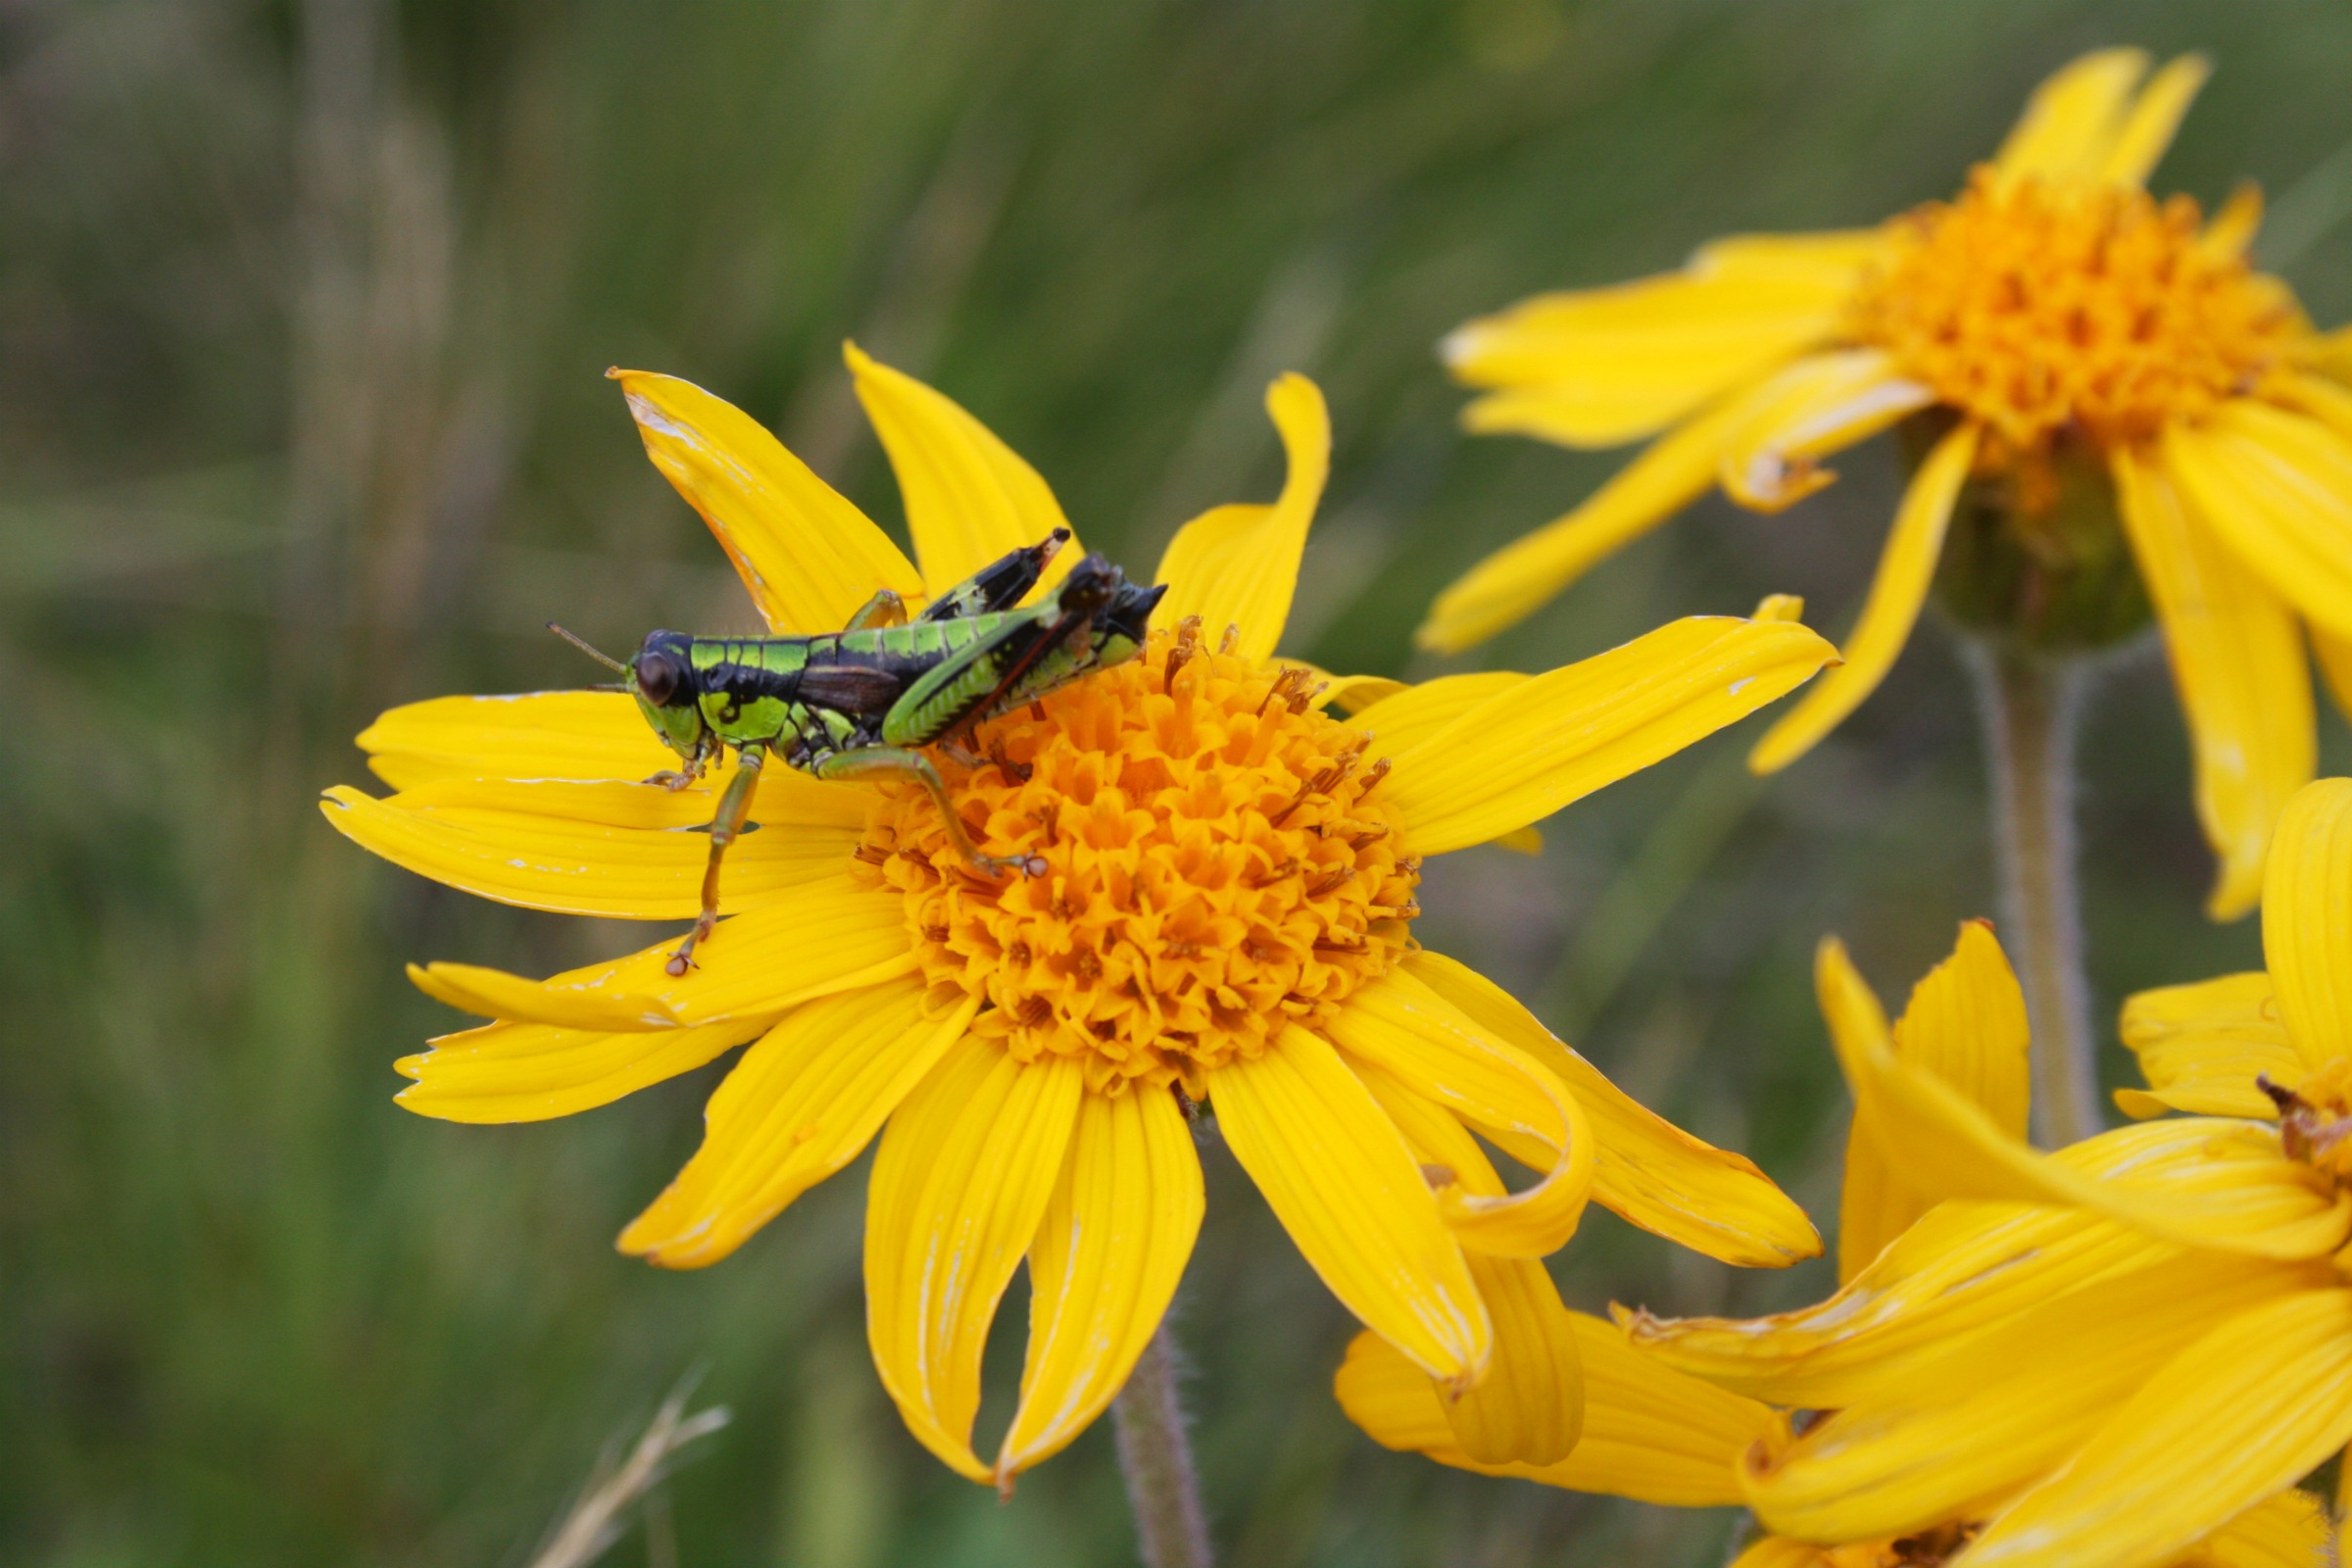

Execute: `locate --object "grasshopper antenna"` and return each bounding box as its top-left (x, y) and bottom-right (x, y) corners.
top-left (548, 622), bottom-right (632, 676)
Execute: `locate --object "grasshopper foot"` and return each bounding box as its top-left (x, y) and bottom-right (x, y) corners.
top-left (968, 851), bottom-right (1049, 879)
top-left (645, 769), bottom-right (699, 792)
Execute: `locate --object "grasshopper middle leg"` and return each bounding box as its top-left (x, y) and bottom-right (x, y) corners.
top-left (666, 743), bottom-right (766, 975)
top-left (809, 746), bottom-right (1045, 878)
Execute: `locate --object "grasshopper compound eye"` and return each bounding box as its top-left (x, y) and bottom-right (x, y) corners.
top-left (635, 651), bottom-right (682, 706)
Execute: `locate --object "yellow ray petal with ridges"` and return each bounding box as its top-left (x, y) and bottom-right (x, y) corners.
top-left (395, 1014), bottom-right (767, 1124)
top-left (1820, 938), bottom-right (2352, 1259)
top-left (2200, 1490), bottom-right (2332, 1568)
top-left (1750, 421), bottom-right (1978, 773)
top-left (1152, 374), bottom-right (1328, 663)
top-left (1352, 1061), bottom-right (1582, 1465)
top-left (611, 368), bottom-right (921, 635)
top-left (1446, 270), bottom-right (1852, 448)
top-left (616, 983), bottom-right (973, 1269)
top-left (2117, 971), bottom-right (2301, 1119)
top-left (1840, 920), bottom-right (2030, 1281)
top-left (1326, 968), bottom-right (1594, 1258)
top-left (1953, 1290), bottom-right (2352, 1568)
top-left (1627, 1197), bottom-right (2177, 1407)
top-left (1381, 614), bottom-right (1837, 855)
top-left (363, 769), bottom-right (872, 834)
top-left (357, 690), bottom-right (669, 791)
top-left (997, 1084), bottom-right (1203, 1485)
top-left (2264, 777), bottom-right (2352, 1070)
top-left (1344, 671), bottom-right (1528, 755)
top-left (1415, 390), bottom-right (1755, 653)
top-left (1688, 229), bottom-right (1891, 285)
top-left (1991, 49), bottom-right (2150, 191)
top-left (1406, 949), bottom-right (1821, 1266)
top-left (406, 872), bottom-right (916, 1031)
top-left (2117, 446), bottom-right (2315, 920)
top-left (1746, 1252), bottom-right (2321, 1545)
top-left (2096, 54), bottom-right (2212, 187)
top-left (2166, 403), bottom-right (2352, 641)
top-left (319, 787), bottom-right (860, 920)
top-left (1717, 349), bottom-right (1934, 513)
top-left (1211, 1024), bottom-right (1490, 1387)
top-left (864, 1041), bottom-right (1084, 1484)
top-left (844, 342), bottom-right (1077, 599)
top-left (1336, 1311), bottom-right (1787, 1507)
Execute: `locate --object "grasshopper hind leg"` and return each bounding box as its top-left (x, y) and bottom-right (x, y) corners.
top-left (810, 746), bottom-right (1045, 878)
top-left (665, 743), bottom-right (767, 976)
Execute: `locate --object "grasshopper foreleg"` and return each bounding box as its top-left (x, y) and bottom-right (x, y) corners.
top-left (810, 746), bottom-right (1045, 878)
top-left (666, 743), bottom-right (766, 976)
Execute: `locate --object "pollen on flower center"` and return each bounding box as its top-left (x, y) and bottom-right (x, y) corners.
top-left (2261, 1060), bottom-right (2352, 1183)
top-left (1852, 168), bottom-right (2304, 455)
top-left (850, 618), bottom-right (1420, 1097)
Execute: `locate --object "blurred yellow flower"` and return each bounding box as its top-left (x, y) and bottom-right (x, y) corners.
top-left (1431, 48), bottom-right (2352, 918)
top-left (1629, 788), bottom-right (2352, 1568)
top-left (1340, 921), bottom-right (2328, 1567)
top-left (322, 348), bottom-right (1836, 1487)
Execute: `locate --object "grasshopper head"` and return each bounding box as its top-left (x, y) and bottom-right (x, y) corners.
top-left (628, 629), bottom-right (709, 761)
top-left (1054, 557), bottom-right (1166, 670)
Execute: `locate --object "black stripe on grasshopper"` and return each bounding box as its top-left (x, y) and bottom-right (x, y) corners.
top-left (558, 529), bottom-right (1164, 975)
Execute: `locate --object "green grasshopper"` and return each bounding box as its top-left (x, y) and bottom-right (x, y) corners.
top-left (553, 529), bottom-right (1164, 975)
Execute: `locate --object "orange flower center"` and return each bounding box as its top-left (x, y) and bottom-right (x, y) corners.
top-left (1853, 168), bottom-right (2303, 456)
top-left (2263, 1059), bottom-right (2352, 1184)
top-left (852, 619), bottom-right (1419, 1097)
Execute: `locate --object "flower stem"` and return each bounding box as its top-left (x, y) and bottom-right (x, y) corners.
top-left (1968, 641), bottom-right (2100, 1148)
top-left (1112, 1327), bottom-right (1212, 1568)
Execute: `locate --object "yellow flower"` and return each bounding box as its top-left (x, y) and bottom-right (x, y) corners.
top-left (320, 346), bottom-right (1837, 1488)
top-left (1631, 791), bottom-right (2352, 1568)
top-left (1340, 921), bottom-right (2327, 1566)
top-left (1429, 48), bottom-right (2352, 918)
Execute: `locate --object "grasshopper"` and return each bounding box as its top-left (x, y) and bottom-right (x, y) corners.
top-left (553, 529), bottom-right (1164, 975)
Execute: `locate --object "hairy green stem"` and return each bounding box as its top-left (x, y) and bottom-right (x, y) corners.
top-left (1112, 1327), bottom-right (1212, 1568)
top-left (1968, 642), bottom-right (2100, 1148)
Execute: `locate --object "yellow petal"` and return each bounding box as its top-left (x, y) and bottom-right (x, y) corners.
top-left (2095, 54), bottom-right (2213, 187)
top-left (2315, 325), bottom-right (2352, 384)
top-left (864, 1042), bottom-right (1085, 1484)
top-left (2197, 1490), bottom-right (2332, 1568)
top-left (2313, 625), bottom-right (2352, 727)
top-left (406, 871), bottom-right (917, 1031)
top-left (1276, 662), bottom-right (1408, 715)
top-left (2118, 446), bottom-right (2315, 921)
top-left (1821, 938), bottom-right (2352, 1260)
top-left (1746, 1251), bottom-right (2322, 1545)
top-left (1446, 270), bottom-right (1852, 448)
top-left (1335, 1311), bottom-right (1786, 1507)
top-left (1627, 1199), bottom-right (2176, 1407)
top-left (2165, 403), bottom-right (2352, 642)
top-left (844, 342), bottom-right (1078, 599)
top-left (996, 1085), bottom-right (1203, 1483)
top-left (1749, 421), bottom-right (1979, 773)
top-left (1380, 614), bottom-right (1837, 855)
top-left (319, 785), bottom-right (861, 920)
top-left (611, 368), bottom-right (921, 634)
top-left (1152, 373), bottom-right (1329, 662)
top-left (394, 1015), bottom-right (766, 1124)
top-left (362, 768), bottom-right (870, 833)
top-left (1991, 49), bottom-right (2152, 190)
top-left (1726, 1542), bottom-right (1824, 1568)
top-left (356, 691), bottom-right (668, 791)
top-left (617, 983), bottom-right (976, 1268)
top-left (1688, 229), bottom-right (1891, 285)
top-left (1349, 1059), bottom-right (1584, 1464)
top-left (1345, 671), bottom-right (1528, 753)
top-left (1414, 391), bottom-right (1751, 653)
top-left (2118, 972), bottom-right (2302, 1119)
top-left (1839, 920), bottom-right (2030, 1281)
top-left (1716, 349), bottom-right (1934, 513)
top-left (2265, 778), bottom-right (2352, 1071)
top-left (1953, 1290), bottom-right (2352, 1568)
top-left (1325, 968), bottom-right (1595, 1258)
top-left (1406, 949), bottom-right (1822, 1267)
top-left (1211, 1024), bottom-right (1490, 1387)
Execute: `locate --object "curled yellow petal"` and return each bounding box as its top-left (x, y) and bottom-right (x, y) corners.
top-left (1211, 1024), bottom-right (1489, 1387)
top-left (1716, 349), bottom-right (1933, 513)
top-left (611, 368), bottom-right (920, 634)
top-left (997, 1084), bottom-right (1202, 1484)
top-left (2263, 777), bottom-right (2352, 1071)
top-left (864, 1042), bottom-right (1084, 1483)
top-left (2118, 971), bottom-right (2301, 1119)
top-left (1152, 373), bottom-right (1329, 662)
top-left (2166, 403), bottom-right (2352, 642)
top-left (618, 982), bottom-right (975, 1269)
top-left (845, 342), bottom-right (1077, 599)
top-left (1406, 949), bottom-right (1821, 1267)
top-left (1749, 421), bottom-right (1978, 774)
top-left (395, 1015), bottom-right (765, 1124)
top-left (2120, 446), bottom-right (2314, 920)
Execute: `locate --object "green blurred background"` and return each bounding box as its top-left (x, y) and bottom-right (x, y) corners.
top-left (8, 2), bottom-right (2352, 1563)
